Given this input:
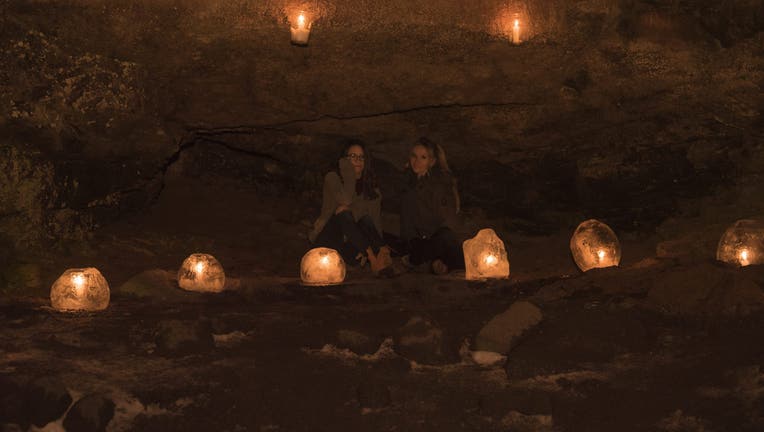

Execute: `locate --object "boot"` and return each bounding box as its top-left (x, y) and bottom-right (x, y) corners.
top-left (367, 247), bottom-right (392, 274)
top-left (377, 246), bottom-right (393, 267)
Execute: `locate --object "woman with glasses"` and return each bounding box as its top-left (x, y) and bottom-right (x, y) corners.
top-left (309, 139), bottom-right (393, 274)
top-left (400, 137), bottom-right (464, 274)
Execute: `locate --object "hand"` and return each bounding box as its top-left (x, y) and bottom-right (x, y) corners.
top-left (339, 157), bottom-right (355, 184)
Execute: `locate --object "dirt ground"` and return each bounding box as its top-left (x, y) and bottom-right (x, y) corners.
top-left (2, 179), bottom-right (763, 431)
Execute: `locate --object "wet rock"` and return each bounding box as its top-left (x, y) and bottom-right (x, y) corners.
top-left (62, 394), bottom-right (115, 432)
top-left (154, 319), bottom-right (214, 355)
top-left (336, 329), bottom-right (381, 356)
top-left (474, 301), bottom-right (543, 354)
top-left (393, 316), bottom-right (445, 365)
top-left (356, 381), bottom-right (392, 409)
top-left (648, 262), bottom-right (764, 315)
top-left (27, 376), bottom-right (72, 427)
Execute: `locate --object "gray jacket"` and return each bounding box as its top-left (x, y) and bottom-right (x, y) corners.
top-left (309, 170), bottom-right (382, 243)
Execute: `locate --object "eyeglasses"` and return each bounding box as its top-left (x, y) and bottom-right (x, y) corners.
top-left (347, 153), bottom-right (365, 162)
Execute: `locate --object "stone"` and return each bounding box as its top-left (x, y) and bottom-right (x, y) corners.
top-left (62, 394), bottom-right (115, 432)
top-left (470, 350), bottom-right (507, 367)
top-left (474, 301), bottom-right (543, 354)
top-left (647, 262), bottom-right (764, 316)
top-left (155, 319), bottom-right (214, 355)
top-left (393, 316), bottom-right (445, 365)
top-left (27, 376), bottom-right (72, 427)
top-left (336, 330), bottom-right (380, 356)
top-left (116, 269), bottom-right (188, 301)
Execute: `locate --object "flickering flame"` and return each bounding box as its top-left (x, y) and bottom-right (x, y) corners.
top-left (320, 255), bottom-right (330, 266)
top-left (514, 19), bottom-right (519, 30)
top-left (483, 254), bottom-right (498, 266)
top-left (72, 273), bottom-right (85, 293)
top-left (297, 13), bottom-right (306, 29)
top-left (739, 248), bottom-right (750, 265)
top-left (195, 262), bottom-right (205, 274)
top-left (597, 249), bottom-right (606, 260)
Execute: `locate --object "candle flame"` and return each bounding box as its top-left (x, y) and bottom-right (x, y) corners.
top-left (320, 255), bottom-right (330, 266)
top-left (597, 250), bottom-right (606, 260)
top-left (514, 19), bottom-right (520, 29)
top-left (72, 273), bottom-right (85, 294)
top-left (484, 254), bottom-right (498, 266)
top-left (297, 13), bottom-right (306, 28)
top-left (195, 262), bottom-right (205, 274)
top-left (740, 248), bottom-right (750, 265)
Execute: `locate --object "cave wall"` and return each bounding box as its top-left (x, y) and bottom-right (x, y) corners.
top-left (0, 0), bottom-right (762, 250)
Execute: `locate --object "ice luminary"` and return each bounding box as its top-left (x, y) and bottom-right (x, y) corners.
top-left (50, 268), bottom-right (110, 312)
top-left (290, 11), bottom-right (311, 46)
top-left (463, 229), bottom-right (510, 280)
top-left (177, 253), bottom-right (226, 293)
top-left (716, 219), bottom-right (764, 267)
top-left (300, 247), bottom-right (345, 286)
top-left (570, 219), bottom-right (621, 272)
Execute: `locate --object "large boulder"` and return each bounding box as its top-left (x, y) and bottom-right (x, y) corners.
top-left (474, 301), bottom-right (543, 354)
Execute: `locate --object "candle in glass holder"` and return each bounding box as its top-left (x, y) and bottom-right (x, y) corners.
top-left (290, 12), bottom-right (311, 46)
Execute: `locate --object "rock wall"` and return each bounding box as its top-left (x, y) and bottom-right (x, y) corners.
top-left (0, 0), bottom-right (762, 250)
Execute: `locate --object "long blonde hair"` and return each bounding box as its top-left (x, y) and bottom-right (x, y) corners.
top-left (415, 137), bottom-right (461, 214)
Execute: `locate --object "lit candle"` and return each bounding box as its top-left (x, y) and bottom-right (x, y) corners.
top-left (512, 17), bottom-right (521, 45)
top-left (290, 12), bottom-right (311, 46)
top-left (72, 273), bottom-right (85, 294)
top-left (739, 248), bottom-right (750, 266)
top-left (195, 261), bottom-right (205, 275)
top-left (597, 249), bottom-right (606, 262)
top-left (483, 254), bottom-right (498, 266)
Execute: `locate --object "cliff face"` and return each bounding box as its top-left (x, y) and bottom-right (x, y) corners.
top-left (1, 0), bottom-right (762, 249)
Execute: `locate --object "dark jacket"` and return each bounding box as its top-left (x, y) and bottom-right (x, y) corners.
top-left (400, 170), bottom-right (459, 242)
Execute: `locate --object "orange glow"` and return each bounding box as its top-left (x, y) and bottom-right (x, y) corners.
top-left (72, 273), bottom-right (85, 293)
top-left (195, 261), bottom-right (205, 274)
top-left (740, 248), bottom-right (750, 265)
top-left (297, 13), bottom-right (306, 29)
top-left (483, 254), bottom-right (498, 266)
top-left (597, 249), bottom-right (606, 260)
top-left (320, 255), bottom-right (330, 266)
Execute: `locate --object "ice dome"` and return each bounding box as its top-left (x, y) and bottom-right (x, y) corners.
top-left (570, 219), bottom-right (621, 272)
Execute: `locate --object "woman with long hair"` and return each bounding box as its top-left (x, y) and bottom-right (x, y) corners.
top-left (400, 137), bottom-right (464, 274)
top-left (309, 139), bottom-right (392, 274)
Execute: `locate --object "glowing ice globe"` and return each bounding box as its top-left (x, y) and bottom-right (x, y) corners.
top-left (463, 228), bottom-right (510, 280)
top-left (178, 253), bottom-right (226, 293)
top-left (50, 268), bottom-right (110, 311)
top-left (301, 247), bottom-right (346, 286)
top-left (716, 219), bottom-right (764, 267)
top-left (570, 219), bottom-right (621, 272)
